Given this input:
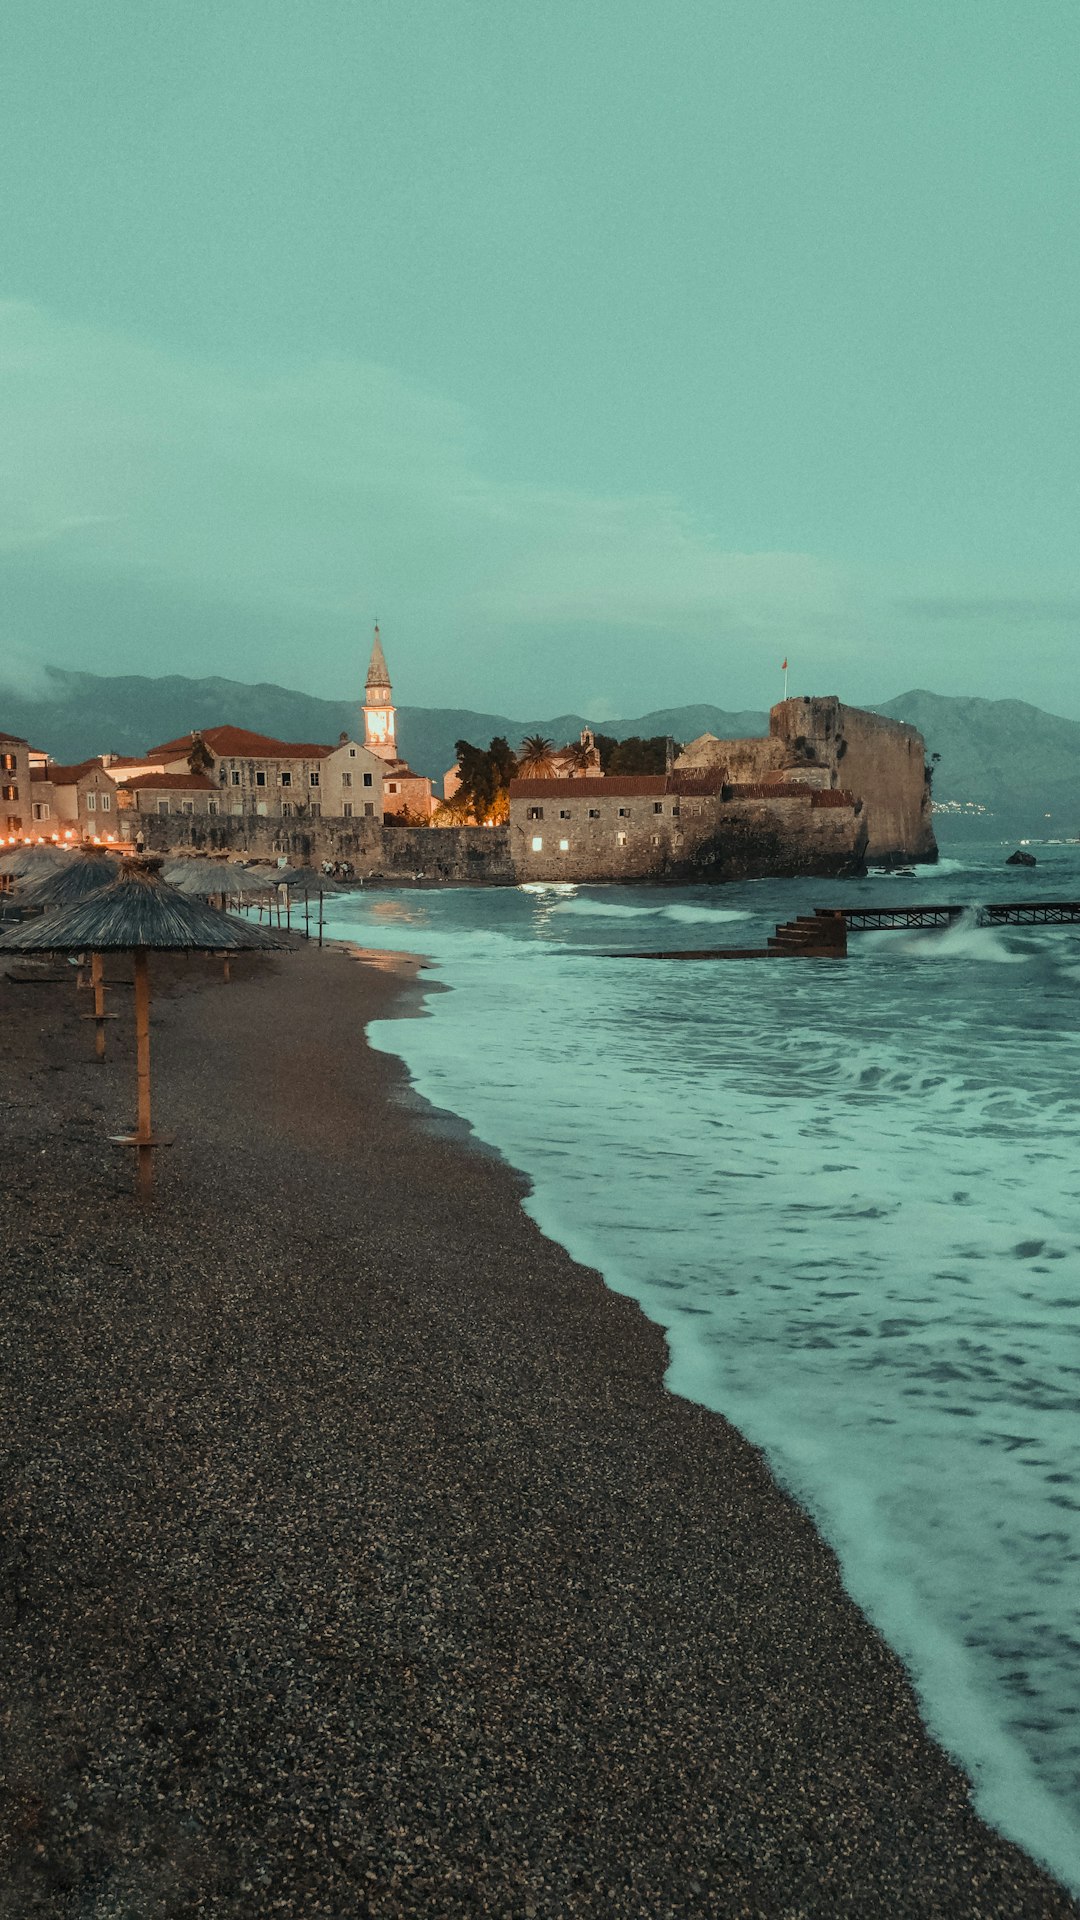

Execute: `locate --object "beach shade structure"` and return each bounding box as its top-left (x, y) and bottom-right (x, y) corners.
top-left (17, 852), bottom-right (121, 908)
top-left (163, 858), bottom-right (277, 900)
top-left (16, 852), bottom-right (126, 1047)
top-left (279, 867), bottom-right (345, 945)
top-left (0, 859), bottom-right (285, 1196)
top-left (0, 844), bottom-right (75, 879)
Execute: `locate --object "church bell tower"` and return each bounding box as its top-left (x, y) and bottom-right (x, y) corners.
top-left (363, 622), bottom-right (397, 761)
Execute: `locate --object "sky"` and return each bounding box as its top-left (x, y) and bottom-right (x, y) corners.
top-left (1, 0), bottom-right (1078, 720)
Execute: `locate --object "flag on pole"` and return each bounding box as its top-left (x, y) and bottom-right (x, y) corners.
top-left (781, 658), bottom-right (788, 671)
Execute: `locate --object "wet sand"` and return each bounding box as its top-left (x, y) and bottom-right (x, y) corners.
top-left (1, 942), bottom-right (1076, 1918)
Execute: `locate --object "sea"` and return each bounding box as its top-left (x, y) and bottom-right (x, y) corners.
top-left (321, 841), bottom-right (1080, 1892)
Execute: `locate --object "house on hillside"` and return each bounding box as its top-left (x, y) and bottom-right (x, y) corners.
top-left (142, 725), bottom-right (386, 823)
top-left (30, 759), bottom-right (120, 837)
top-left (113, 772), bottom-right (218, 818)
top-left (1, 731), bottom-right (31, 837)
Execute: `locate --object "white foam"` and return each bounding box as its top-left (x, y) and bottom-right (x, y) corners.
top-left (324, 859), bottom-right (1080, 1894)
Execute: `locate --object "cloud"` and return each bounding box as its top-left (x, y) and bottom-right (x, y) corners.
top-left (0, 300), bottom-right (855, 665)
top-left (895, 595), bottom-right (1080, 626)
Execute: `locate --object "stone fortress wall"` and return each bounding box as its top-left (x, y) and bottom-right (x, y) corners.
top-left (678, 696), bottom-right (936, 866)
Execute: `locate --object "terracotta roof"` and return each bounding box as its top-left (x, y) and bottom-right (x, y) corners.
top-left (145, 725), bottom-right (336, 760)
top-left (32, 759), bottom-right (108, 786)
top-left (0, 730), bottom-right (28, 745)
top-left (511, 770), bottom-right (728, 800)
top-left (114, 772), bottom-right (216, 792)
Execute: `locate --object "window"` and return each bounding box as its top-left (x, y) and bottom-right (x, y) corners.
top-left (616, 831), bottom-right (627, 847)
top-left (531, 835), bottom-right (543, 853)
top-left (230, 800), bottom-right (243, 816)
top-left (310, 803), bottom-right (321, 818)
top-left (219, 766), bottom-right (228, 782)
top-left (653, 802), bottom-right (663, 814)
top-left (1, 784), bottom-right (16, 802)
top-left (280, 771), bottom-right (292, 787)
top-left (363, 772), bottom-right (373, 788)
top-left (256, 771), bottom-right (266, 787)
top-left (0, 753), bottom-right (14, 771)
top-left (349, 747), bottom-right (356, 757)
top-left (671, 804), bottom-right (680, 818)
top-left (86, 791), bottom-right (96, 811)
top-left (208, 799), bottom-right (219, 816)
top-left (388, 782), bottom-right (398, 793)
top-left (32, 801), bottom-right (50, 821)
top-left (341, 772), bottom-right (352, 788)
top-left (256, 802), bottom-right (268, 817)
top-left (617, 806), bottom-right (629, 817)
top-left (282, 802), bottom-right (292, 817)
top-left (182, 800), bottom-right (194, 815)
top-left (559, 808), bottom-right (571, 819)
top-left (343, 802), bottom-right (353, 819)
top-left (309, 771), bottom-right (320, 788)
top-left (652, 834), bottom-right (660, 845)
top-left (100, 792), bottom-right (111, 811)
top-left (559, 838), bottom-right (569, 851)
top-left (231, 770), bottom-right (241, 786)
top-left (588, 808), bottom-right (600, 819)
top-left (526, 805), bottom-right (543, 821)
top-left (363, 802), bottom-right (374, 818)
top-left (157, 799), bottom-right (170, 815)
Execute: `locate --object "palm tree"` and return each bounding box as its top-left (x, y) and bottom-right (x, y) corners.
top-left (517, 734), bottom-right (557, 778)
top-left (564, 739), bottom-right (595, 773)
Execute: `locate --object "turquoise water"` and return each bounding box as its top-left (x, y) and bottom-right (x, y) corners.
top-left (322, 846), bottom-right (1080, 1890)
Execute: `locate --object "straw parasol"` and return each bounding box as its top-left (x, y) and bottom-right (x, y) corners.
top-left (17, 853), bottom-right (120, 907)
top-left (0, 844), bottom-right (75, 878)
top-left (162, 857), bottom-right (277, 901)
top-left (14, 852), bottom-right (125, 1040)
top-left (244, 864), bottom-right (343, 941)
top-left (0, 859), bottom-right (285, 1195)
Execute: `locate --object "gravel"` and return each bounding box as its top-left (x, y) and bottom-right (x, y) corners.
top-left (1, 943), bottom-right (1076, 1919)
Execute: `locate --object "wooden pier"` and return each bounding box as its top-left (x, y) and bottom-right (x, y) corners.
top-left (606, 900), bottom-right (1080, 961)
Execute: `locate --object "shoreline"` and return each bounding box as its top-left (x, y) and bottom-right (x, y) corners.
top-left (2, 945), bottom-right (1077, 1917)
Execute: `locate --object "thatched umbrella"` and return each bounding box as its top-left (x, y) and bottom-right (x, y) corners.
top-left (0, 844), bottom-right (75, 879)
top-left (163, 858), bottom-right (276, 904)
top-left (17, 853), bottom-right (120, 907)
top-left (16, 852), bottom-right (125, 1048)
top-left (0, 860), bottom-right (284, 1196)
top-left (279, 867), bottom-right (345, 945)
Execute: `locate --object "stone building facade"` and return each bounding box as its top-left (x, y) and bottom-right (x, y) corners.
top-left (114, 772), bottom-right (218, 817)
top-left (143, 726), bottom-right (386, 824)
top-left (508, 771), bottom-right (867, 883)
top-left (1, 731), bottom-right (31, 837)
top-left (29, 759), bottom-right (120, 837)
top-left (677, 696), bottom-right (936, 865)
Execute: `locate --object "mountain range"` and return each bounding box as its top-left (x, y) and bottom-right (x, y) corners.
top-left (1, 665), bottom-right (1077, 839)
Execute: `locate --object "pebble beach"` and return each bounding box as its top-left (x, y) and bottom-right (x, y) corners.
top-left (1, 941), bottom-right (1077, 1919)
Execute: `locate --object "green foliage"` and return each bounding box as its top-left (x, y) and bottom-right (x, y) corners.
top-left (453, 736), bottom-right (517, 823)
top-left (600, 734), bottom-right (681, 775)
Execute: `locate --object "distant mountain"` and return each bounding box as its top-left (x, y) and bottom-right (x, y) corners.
top-left (2, 667), bottom-right (1076, 838)
top-left (874, 691), bottom-right (1080, 838)
top-left (0, 666), bottom-right (768, 787)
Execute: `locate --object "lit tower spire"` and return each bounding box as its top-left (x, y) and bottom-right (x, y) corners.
top-left (363, 620), bottom-right (397, 761)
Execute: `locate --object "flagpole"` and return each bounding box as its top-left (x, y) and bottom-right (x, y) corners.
top-left (783, 660), bottom-right (789, 700)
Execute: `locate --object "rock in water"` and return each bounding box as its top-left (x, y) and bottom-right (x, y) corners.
top-left (1005, 849), bottom-right (1037, 866)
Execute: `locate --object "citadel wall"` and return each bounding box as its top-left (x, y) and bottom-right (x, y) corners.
top-left (135, 812), bottom-right (515, 884)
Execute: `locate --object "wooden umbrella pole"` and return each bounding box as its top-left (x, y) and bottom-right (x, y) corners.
top-left (318, 891), bottom-right (324, 948)
top-left (92, 951), bottom-right (106, 1059)
top-left (304, 893), bottom-right (310, 941)
top-left (134, 946), bottom-right (154, 1198)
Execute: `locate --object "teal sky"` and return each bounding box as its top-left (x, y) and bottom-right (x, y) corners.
top-left (1, 1), bottom-right (1078, 719)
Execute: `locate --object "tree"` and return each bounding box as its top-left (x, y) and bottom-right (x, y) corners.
top-left (451, 736), bottom-right (518, 824)
top-left (187, 736), bottom-right (214, 777)
top-left (605, 735), bottom-right (680, 776)
top-left (564, 738), bottom-right (595, 772)
top-left (516, 734), bottom-right (557, 778)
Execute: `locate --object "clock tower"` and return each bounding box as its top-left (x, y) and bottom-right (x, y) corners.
top-left (363, 622), bottom-right (397, 761)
